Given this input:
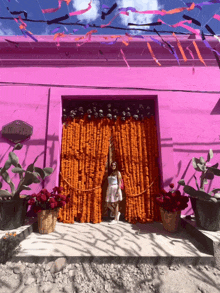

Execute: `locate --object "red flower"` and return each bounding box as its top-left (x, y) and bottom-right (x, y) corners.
top-left (28, 198), bottom-right (35, 205)
top-left (50, 202), bottom-right (58, 209)
top-left (58, 200), bottom-right (66, 207)
top-left (169, 183), bottom-right (175, 188)
top-left (39, 194), bottom-right (47, 202)
top-left (33, 206), bottom-right (42, 213)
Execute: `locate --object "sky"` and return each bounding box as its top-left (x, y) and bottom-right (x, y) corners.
top-left (0, 0), bottom-right (220, 37)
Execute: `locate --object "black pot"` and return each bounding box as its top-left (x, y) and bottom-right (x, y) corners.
top-left (194, 198), bottom-right (220, 231)
top-left (0, 198), bottom-right (28, 230)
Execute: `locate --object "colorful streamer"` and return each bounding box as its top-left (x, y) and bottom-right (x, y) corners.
top-left (118, 2), bottom-right (195, 15)
top-left (213, 14), bottom-right (220, 21)
top-left (101, 3), bottom-right (117, 20)
top-left (158, 18), bottom-right (201, 37)
top-left (186, 1), bottom-right (220, 10)
top-left (172, 32), bottom-right (187, 62)
top-left (186, 46), bottom-right (195, 74)
top-left (146, 42), bottom-right (161, 66)
top-left (201, 30), bottom-right (220, 58)
top-left (100, 38), bottom-right (119, 45)
top-left (182, 14), bottom-right (201, 26)
top-left (51, 27), bottom-right (60, 34)
top-left (205, 24), bottom-right (220, 42)
top-left (42, 0), bottom-right (62, 14)
top-left (6, 7), bottom-right (27, 19)
top-left (5, 39), bottom-right (19, 47)
top-left (192, 41), bottom-right (206, 66)
top-left (125, 33), bottom-right (144, 39)
top-left (47, 14), bottom-right (69, 25)
top-left (102, 4), bottom-right (110, 9)
top-left (128, 21), bottom-right (162, 26)
top-left (100, 11), bottom-right (129, 28)
top-left (54, 32), bottom-right (66, 47)
top-left (69, 1), bottom-right (92, 16)
top-left (120, 49), bottom-right (130, 69)
top-left (24, 31), bottom-right (38, 42)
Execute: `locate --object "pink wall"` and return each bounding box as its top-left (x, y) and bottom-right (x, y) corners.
top-left (0, 36), bottom-right (220, 216)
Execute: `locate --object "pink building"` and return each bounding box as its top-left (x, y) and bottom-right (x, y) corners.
top-left (0, 34), bottom-right (220, 219)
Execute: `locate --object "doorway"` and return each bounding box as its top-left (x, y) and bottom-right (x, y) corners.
top-left (58, 97), bottom-right (161, 224)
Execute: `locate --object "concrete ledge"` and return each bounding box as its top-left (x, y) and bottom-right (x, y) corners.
top-left (181, 216), bottom-right (220, 269)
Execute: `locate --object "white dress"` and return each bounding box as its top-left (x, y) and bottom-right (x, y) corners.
top-left (105, 172), bottom-right (123, 203)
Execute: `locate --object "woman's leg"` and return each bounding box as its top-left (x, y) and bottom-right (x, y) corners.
top-left (113, 202), bottom-right (119, 220)
top-left (107, 202), bottom-right (115, 215)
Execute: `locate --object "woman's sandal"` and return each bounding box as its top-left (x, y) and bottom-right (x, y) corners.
top-left (110, 211), bottom-right (114, 218)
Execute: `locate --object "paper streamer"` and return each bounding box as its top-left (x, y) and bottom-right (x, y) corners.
top-left (100, 12), bottom-right (129, 28)
top-left (186, 1), bottom-right (220, 10)
top-left (47, 14), bottom-right (69, 25)
top-left (76, 29), bottom-right (98, 46)
top-left (102, 4), bottom-right (110, 9)
top-left (205, 24), bottom-right (220, 42)
top-left (172, 32), bottom-right (187, 62)
top-left (73, 29), bottom-right (79, 32)
top-left (167, 41), bottom-right (180, 65)
top-left (213, 14), bottom-right (220, 21)
top-left (193, 41), bottom-right (206, 66)
top-left (213, 51), bottom-right (220, 69)
top-left (101, 3), bottom-right (117, 20)
top-left (51, 27), bottom-right (60, 34)
top-left (118, 2), bottom-right (195, 15)
top-left (154, 29), bottom-right (174, 54)
top-left (120, 49), bottom-right (130, 69)
top-left (42, 0), bottom-right (62, 13)
top-left (146, 42), bottom-right (161, 66)
top-left (54, 32), bottom-right (66, 47)
top-left (128, 21), bottom-right (162, 26)
top-left (186, 47), bottom-right (195, 74)
top-left (69, 1), bottom-right (92, 16)
top-left (100, 38), bottom-right (119, 45)
top-left (6, 7), bottom-right (28, 19)
top-left (99, 50), bottom-right (108, 61)
top-left (20, 29), bottom-right (27, 38)
top-left (182, 14), bottom-right (201, 26)
top-left (125, 33), bottom-right (144, 39)
top-left (24, 31), bottom-right (38, 42)
top-left (158, 18), bottom-right (201, 37)
top-left (5, 39), bottom-right (19, 47)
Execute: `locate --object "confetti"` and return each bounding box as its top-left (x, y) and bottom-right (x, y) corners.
top-left (69, 1), bottom-right (92, 16)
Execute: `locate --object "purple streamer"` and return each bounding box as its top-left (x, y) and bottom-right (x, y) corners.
top-left (20, 29), bottom-right (27, 38)
top-left (51, 27), bottom-right (60, 33)
top-left (102, 4), bottom-right (110, 9)
top-left (24, 31), bottom-right (38, 42)
top-left (84, 24), bottom-right (89, 29)
top-left (118, 7), bottom-right (137, 12)
top-left (73, 29), bottom-right (79, 32)
top-left (203, 39), bottom-right (220, 56)
top-left (100, 38), bottom-right (118, 45)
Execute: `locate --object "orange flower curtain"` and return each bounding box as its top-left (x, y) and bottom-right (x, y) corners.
top-left (58, 117), bottom-right (111, 223)
top-left (58, 114), bottom-right (161, 224)
top-left (112, 116), bottom-right (161, 224)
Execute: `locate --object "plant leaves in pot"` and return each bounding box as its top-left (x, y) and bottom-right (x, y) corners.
top-left (178, 149), bottom-right (220, 231)
top-left (0, 143), bottom-right (54, 230)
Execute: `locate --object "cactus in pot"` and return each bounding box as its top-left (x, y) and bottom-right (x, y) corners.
top-left (178, 149), bottom-right (220, 202)
top-left (0, 143), bottom-right (54, 202)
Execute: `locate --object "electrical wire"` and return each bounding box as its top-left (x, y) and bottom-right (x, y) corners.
top-left (0, 81), bottom-right (219, 94)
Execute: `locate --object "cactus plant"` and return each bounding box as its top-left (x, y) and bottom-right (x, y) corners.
top-left (178, 149), bottom-right (220, 203)
top-left (0, 143), bottom-right (53, 201)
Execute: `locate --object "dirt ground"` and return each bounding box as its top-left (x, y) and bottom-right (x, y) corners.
top-left (1, 262), bottom-right (220, 293)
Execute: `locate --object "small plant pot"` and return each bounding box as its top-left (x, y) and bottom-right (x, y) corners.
top-left (0, 198), bottom-right (28, 230)
top-left (159, 207), bottom-right (181, 233)
top-left (37, 208), bottom-right (60, 234)
top-left (194, 198), bottom-right (220, 231)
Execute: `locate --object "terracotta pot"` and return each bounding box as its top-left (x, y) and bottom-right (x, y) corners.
top-left (159, 207), bottom-right (181, 233)
top-left (37, 208), bottom-right (60, 234)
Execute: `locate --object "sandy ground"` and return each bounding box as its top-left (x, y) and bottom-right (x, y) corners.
top-left (1, 262), bottom-right (220, 293)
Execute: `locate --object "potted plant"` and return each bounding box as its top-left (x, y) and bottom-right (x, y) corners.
top-left (0, 232), bottom-right (21, 264)
top-left (155, 183), bottom-right (189, 232)
top-left (28, 186), bottom-right (70, 234)
top-left (178, 149), bottom-right (220, 231)
top-left (0, 143), bottom-right (54, 230)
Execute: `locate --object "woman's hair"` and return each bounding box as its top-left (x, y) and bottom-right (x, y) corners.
top-left (109, 161), bottom-right (118, 175)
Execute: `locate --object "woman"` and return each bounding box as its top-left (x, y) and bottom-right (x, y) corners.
top-left (106, 161), bottom-right (123, 224)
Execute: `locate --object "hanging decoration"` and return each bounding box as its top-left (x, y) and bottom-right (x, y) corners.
top-left (192, 41), bottom-right (206, 66)
top-left (172, 32), bottom-right (187, 62)
top-left (101, 3), bottom-right (117, 20)
top-left (186, 46), bottom-right (195, 74)
top-left (69, 1), bottom-right (92, 16)
top-left (146, 42), bottom-right (161, 66)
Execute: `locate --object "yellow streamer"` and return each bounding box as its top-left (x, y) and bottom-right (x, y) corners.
top-left (193, 41), bottom-right (206, 66)
top-left (172, 32), bottom-right (187, 62)
top-left (147, 42), bottom-right (161, 66)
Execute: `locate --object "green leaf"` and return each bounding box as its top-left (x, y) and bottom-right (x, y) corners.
top-left (26, 163), bottom-right (34, 173)
top-left (34, 167), bottom-right (46, 180)
top-left (207, 149), bottom-right (213, 162)
top-left (211, 163), bottom-right (218, 169)
top-left (43, 167), bottom-right (54, 176)
top-left (178, 179), bottom-right (185, 186)
top-left (210, 188), bottom-right (220, 194)
top-left (192, 158), bottom-right (203, 172)
top-left (0, 190), bottom-right (11, 196)
top-left (207, 167), bottom-right (220, 176)
top-left (4, 160), bottom-right (11, 170)
top-left (199, 156), bottom-right (205, 164)
top-left (197, 163), bottom-right (206, 172)
top-left (33, 154), bottom-right (41, 165)
top-left (1, 171), bottom-right (11, 184)
top-left (20, 185), bottom-right (31, 191)
top-left (11, 167), bottom-right (25, 174)
top-left (204, 171), bottom-right (214, 180)
top-left (9, 152), bottom-right (19, 167)
top-left (13, 143), bottom-right (23, 151)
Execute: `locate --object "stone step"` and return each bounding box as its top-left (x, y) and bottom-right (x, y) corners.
top-left (7, 217), bottom-right (216, 268)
